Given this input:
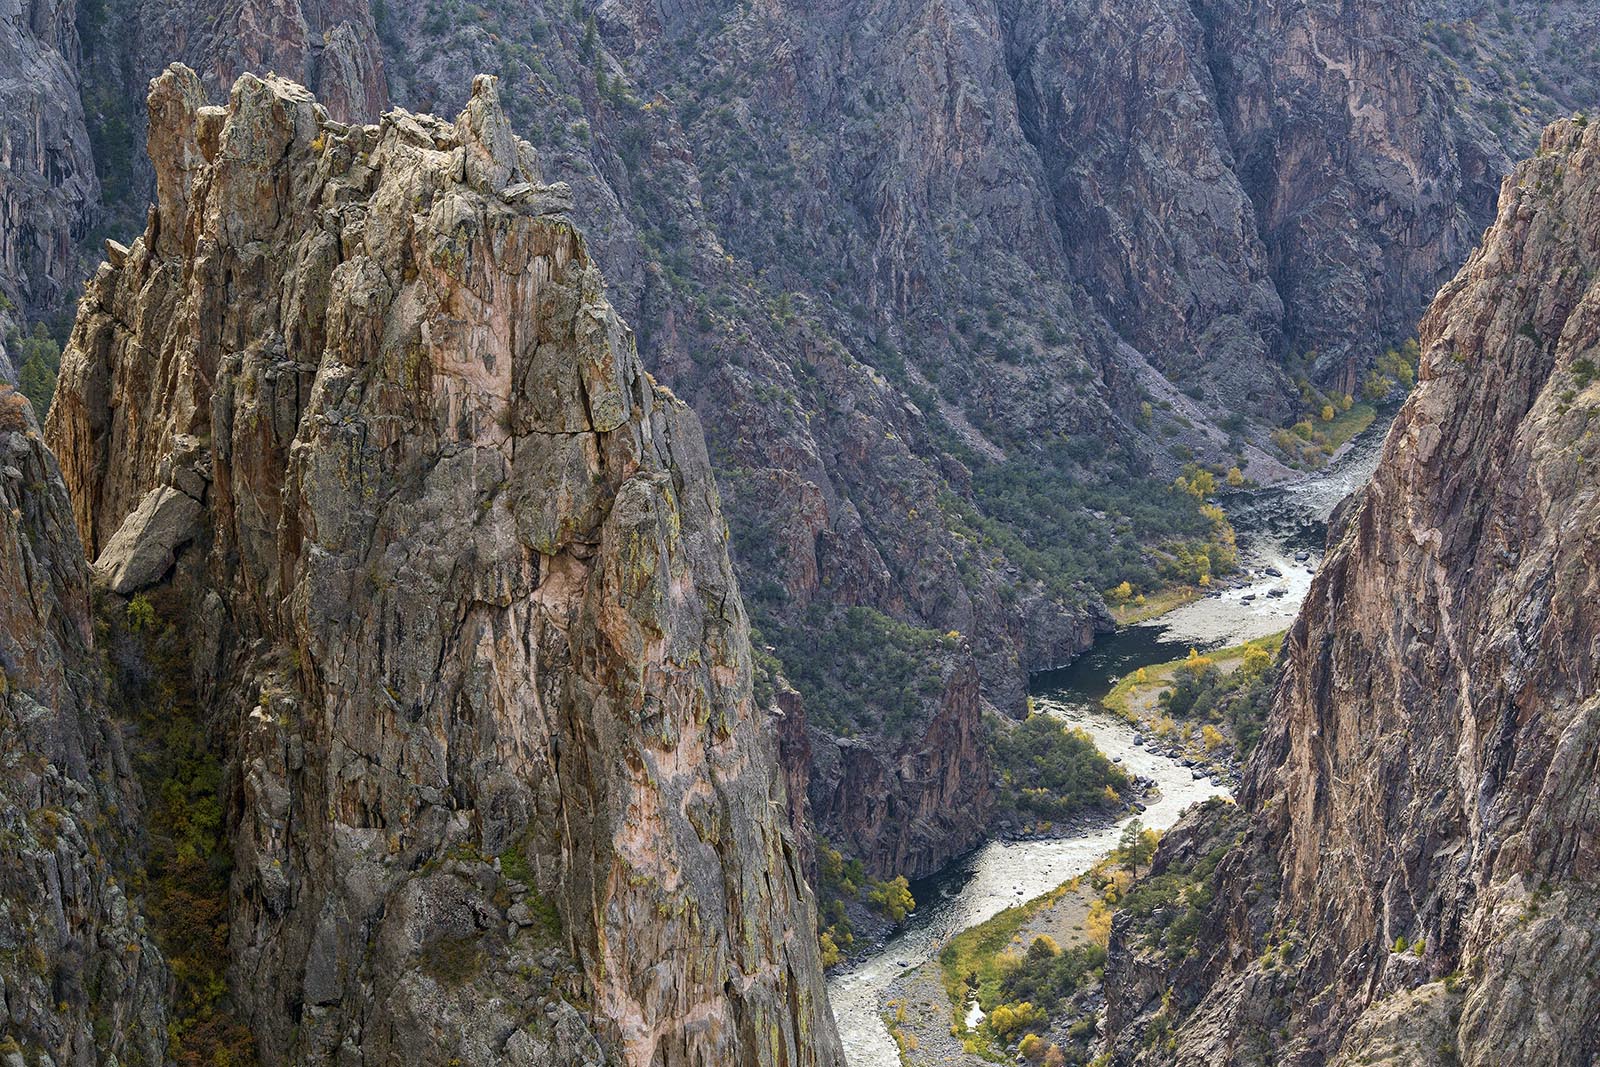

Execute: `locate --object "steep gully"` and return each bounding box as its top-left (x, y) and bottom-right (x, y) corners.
top-left (828, 423), bottom-right (1389, 1064)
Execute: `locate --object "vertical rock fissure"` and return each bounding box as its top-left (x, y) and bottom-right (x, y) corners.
top-left (46, 65), bottom-right (843, 1067)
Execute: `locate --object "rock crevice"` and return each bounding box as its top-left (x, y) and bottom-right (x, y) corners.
top-left (1102, 115), bottom-right (1600, 1067)
top-left (48, 65), bottom-right (841, 1067)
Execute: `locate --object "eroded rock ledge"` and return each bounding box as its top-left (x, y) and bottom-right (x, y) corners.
top-left (47, 65), bottom-right (842, 1067)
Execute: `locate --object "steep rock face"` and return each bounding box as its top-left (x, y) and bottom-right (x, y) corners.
top-left (0, 0), bottom-right (387, 314)
top-left (1195, 0), bottom-right (1499, 390)
top-left (138, 0), bottom-right (387, 122)
top-left (807, 657), bottom-right (991, 880)
top-left (1103, 117), bottom-right (1600, 1067)
top-left (17, 0), bottom-right (1600, 893)
top-left (1004, 0), bottom-right (1286, 402)
top-left (0, 0), bottom-right (100, 313)
top-left (0, 388), bottom-right (169, 1066)
top-left (48, 66), bottom-right (840, 1067)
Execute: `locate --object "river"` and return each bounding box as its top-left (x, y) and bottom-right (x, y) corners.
top-left (826, 423), bottom-right (1389, 1065)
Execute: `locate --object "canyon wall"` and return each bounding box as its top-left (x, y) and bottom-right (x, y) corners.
top-left (11, 0), bottom-right (1600, 888)
top-left (0, 0), bottom-right (100, 314)
top-left (47, 66), bottom-right (841, 1067)
top-left (0, 389), bottom-right (170, 1065)
top-left (1103, 115), bottom-right (1600, 1067)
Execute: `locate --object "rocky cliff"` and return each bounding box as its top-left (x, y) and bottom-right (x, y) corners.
top-left (0, 0), bottom-right (101, 314)
top-left (0, 0), bottom-right (388, 314)
top-left (0, 388), bottom-right (170, 1065)
top-left (1101, 115), bottom-right (1600, 1066)
top-left (807, 654), bottom-right (992, 881)
top-left (354, 0), bottom-right (1600, 882)
top-left (12, 0), bottom-right (1600, 890)
top-left (47, 66), bottom-right (841, 1067)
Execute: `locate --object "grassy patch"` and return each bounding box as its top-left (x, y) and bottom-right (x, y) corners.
top-left (1320, 402), bottom-right (1377, 453)
top-left (1110, 584), bottom-right (1200, 626)
top-left (420, 933), bottom-right (485, 986)
top-left (1103, 633), bottom-right (1280, 717)
top-left (938, 887), bottom-right (1067, 1013)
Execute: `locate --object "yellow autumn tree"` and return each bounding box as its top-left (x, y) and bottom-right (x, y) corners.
top-left (1085, 899), bottom-right (1114, 946)
top-left (988, 1004), bottom-right (1019, 1037)
top-left (990, 1002), bottom-right (1043, 1039)
top-left (868, 876), bottom-right (916, 923)
top-left (818, 931), bottom-right (842, 968)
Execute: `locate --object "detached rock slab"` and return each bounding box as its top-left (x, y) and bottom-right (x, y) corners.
top-left (93, 485), bottom-right (202, 593)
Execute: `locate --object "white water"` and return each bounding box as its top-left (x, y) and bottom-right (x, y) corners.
top-left (1153, 427), bottom-right (1386, 647)
top-left (826, 710), bottom-right (1228, 1064)
top-left (826, 419), bottom-right (1391, 1065)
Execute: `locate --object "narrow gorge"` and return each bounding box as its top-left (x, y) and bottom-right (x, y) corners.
top-left (0, 1), bottom-right (1597, 1065)
top-left (1095, 114), bottom-right (1600, 1067)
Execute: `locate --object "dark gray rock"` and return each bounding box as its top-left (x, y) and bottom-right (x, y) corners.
top-left (48, 67), bottom-right (844, 1067)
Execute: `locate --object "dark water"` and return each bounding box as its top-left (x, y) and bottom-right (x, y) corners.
top-left (1029, 624), bottom-right (1210, 705)
top-left (830, 420), bottom-right (1392, 1064)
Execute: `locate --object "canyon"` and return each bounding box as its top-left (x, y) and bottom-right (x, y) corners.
top-left (1098, 113), bottom-right (1600, 1066)
top-left (0, 3), bottom-right (1596, 1066)
top-left (8, 0), bottom-right (1600, 888)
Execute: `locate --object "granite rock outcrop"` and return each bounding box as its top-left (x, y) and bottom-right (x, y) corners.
top-left (1102, 115), bottom-right (1600, 1067)
top-left (0, 388), bottom-right (170, 1067)
top-left (47, 66), bottom-right (841, 1067)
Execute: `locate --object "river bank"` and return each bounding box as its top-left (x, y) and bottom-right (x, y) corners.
top-left (828, 421), bottom-right (1390, 1065)
top-left (826, 710), bottom-right (1230, 1066)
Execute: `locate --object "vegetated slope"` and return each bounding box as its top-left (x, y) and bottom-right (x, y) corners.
top-left (47, 66), bottom-right (841, 1067)
top-left (1101, 115), bottom-right (1600, 1067)
top-left (13, 0), bottom-right (1600, 885)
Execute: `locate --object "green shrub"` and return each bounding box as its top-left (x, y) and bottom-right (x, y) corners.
top-left (999, 942), bottom-right (1107, 1017)
top-left (991, 714), bottom-right (1129, 822)
top-left (765, 605), bottom-right (955, 740)
top-left (1155, 652), bottom-right (1280, 756)
top-left (104, 590), bottom-right (257, 1067)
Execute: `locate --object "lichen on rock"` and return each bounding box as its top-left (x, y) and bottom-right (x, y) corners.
top-left (47, 64), bottom-right (842, 1067)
